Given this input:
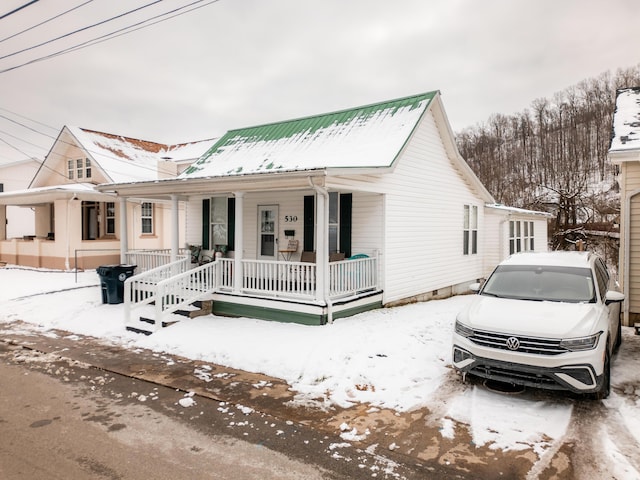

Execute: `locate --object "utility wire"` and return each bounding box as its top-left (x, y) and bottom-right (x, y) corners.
top-left (0, 112), bottom-right (213, 181)
top-left (0, 106), bottom-right (58, 132)
top-left (0, 0), bottom-right (218, 75)
top-left (0, 0), bottom-right (164, 61)
top-left (0, 0), bottom-right (95, 44)
top-left (0, 0), bottom-right (39, 21)
top-left (48, 0), bottom-right (216, 60)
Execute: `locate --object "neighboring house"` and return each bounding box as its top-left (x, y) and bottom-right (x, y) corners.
top-left (0, 158), bottom-right (41, 239)
top-left (97, 91), bottom-right (549, 329)
top-left (608, 87), bottom-right (640, 326)
top-left (0, 126), bottom-right (216, 269)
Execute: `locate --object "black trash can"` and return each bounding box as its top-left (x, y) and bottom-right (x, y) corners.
top-left (97, 264), bottom-right (137, 304)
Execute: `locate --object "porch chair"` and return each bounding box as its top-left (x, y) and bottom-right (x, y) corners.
top-left (300, 251), bottom-right (316, 263)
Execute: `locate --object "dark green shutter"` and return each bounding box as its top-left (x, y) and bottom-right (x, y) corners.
top-left (303, 195), bottom-right (315, 252)
top-left (227, 197), bottom-right (235, 251)
top-left (202, 198), bottom-right (210, 250)
top-left (339, 193), bottom-right (352, 258)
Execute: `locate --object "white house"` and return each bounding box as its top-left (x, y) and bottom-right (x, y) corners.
top-left (0, 126), bottom-right (216, 269)
top-left (0, 158), bottom-right (41, 239)
top-left (97, 91), bottom-right (549, 329)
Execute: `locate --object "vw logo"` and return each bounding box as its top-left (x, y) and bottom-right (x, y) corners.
top-left (506, 337), bottom-right (520, 351)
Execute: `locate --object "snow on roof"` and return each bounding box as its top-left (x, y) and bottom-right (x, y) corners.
top-left (485, 203), bottom-right (553, 217)
top-left (180, 92), bottom-right (438, 179)
top-left (500, 251), bottom-right (592, 268)
top-left (66, 127), bottom-right (216, 183)
top-left (0, 182), bottom-right (113, 205)
top-left (610, 87), bottom-right (640, 152)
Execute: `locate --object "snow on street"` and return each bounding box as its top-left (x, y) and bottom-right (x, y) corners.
top-left (1, 266), bottom-right (640, 478)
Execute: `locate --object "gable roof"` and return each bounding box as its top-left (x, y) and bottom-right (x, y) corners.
top-left (609, 87), bottom-right (640, 154)
top-left (67, 127), bottom-right (217, 183)
top-left (30, 126), bottom-right (218, 187)
top-left (181, 91), bottom-right (438, 179)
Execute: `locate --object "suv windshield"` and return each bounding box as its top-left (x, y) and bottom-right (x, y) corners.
top-left (481, 265), bottom-right (596, 303)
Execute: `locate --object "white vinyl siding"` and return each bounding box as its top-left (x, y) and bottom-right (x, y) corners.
top-left (371, 109), bottom-right (486, 304)
top-left (629, 194), bottom-right (640, 313)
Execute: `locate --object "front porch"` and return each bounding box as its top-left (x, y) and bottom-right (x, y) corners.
top-left (123, 252), bottom-right (382, 331)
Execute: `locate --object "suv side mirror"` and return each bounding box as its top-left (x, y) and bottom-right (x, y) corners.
top-left (605, 290), bottom-right (625, 305)
top-left (469, 282), bottom-right (481, 293)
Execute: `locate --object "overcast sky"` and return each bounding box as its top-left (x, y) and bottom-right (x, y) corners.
top-left (0, 0), bottom-right (639, 165)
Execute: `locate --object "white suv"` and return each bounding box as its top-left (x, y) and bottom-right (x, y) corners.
top-left (452, 251), bottom-right (624, 399)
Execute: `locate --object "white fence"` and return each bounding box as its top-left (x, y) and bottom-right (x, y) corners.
top-left (123, 256), bottom-right (191, 328)
top-left (124, 249), bottom-right (190, 273)
top-left (124, 255), bottom-right (379, 331)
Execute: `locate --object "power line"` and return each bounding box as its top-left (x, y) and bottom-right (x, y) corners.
top-left (0, 106), bottom-right (58, 132)
top-left (0, 0), bottom-right (40, 21)
top-left (0, 0), bottom-right (219, 75)
top-left (0, 0), bottom-right (164, 62)
top-left (0, 113), bottom-right (210, 182)
top-left (0, 0), bottom-right (95, 44)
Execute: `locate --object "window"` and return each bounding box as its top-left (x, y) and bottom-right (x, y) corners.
top-left (329, 192), bottom-right (339, 253)
top-left (509, 221), bottom-right (535, 254)
top-left (210, 197), bottom-right (228, 247)
top-left (68, 158), bottom-right (91, 180)
top-left (106, 202), bottom-right (115, 235)
top-left (76, 158), bottom-right (84, 179)
top-left (463, 205), bottom-right (478, 255)
top-left (141, 202), bottom-right (153, 234)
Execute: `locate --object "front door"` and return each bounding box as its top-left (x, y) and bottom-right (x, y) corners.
top-left (258, 205), bottom-right (278, 260)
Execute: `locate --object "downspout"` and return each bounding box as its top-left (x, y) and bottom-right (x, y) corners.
top-left (308, 177), bottom-right (333, 324)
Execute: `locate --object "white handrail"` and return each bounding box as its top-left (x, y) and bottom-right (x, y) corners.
top-left (124, 257), bottom-right (190, 327)
top-left (125, 249), bottom-right (189, 273)
top-left (154, 260), bottom-right (222, 330)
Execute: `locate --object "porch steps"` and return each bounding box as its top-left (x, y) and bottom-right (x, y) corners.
top-left (125, 301), bottom-right (213, 335)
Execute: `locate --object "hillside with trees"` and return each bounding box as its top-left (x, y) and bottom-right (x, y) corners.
top-left (456, 64), bottom-right (640, 263)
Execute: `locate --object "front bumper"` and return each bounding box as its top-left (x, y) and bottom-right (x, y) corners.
top-left (452, 343), bottom-right (605, 394)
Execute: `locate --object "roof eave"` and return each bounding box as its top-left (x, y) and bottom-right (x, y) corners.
top-left (96, 169), bottom-right (331, 197)
top-left (608, 149), bottom-right (640, 164)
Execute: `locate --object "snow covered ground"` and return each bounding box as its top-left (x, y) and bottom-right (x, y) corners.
top-left (1, 266), bottom-right (640, 478)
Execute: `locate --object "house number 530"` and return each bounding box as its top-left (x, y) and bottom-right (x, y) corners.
top-left (284, 216), bottom-right (298, 222)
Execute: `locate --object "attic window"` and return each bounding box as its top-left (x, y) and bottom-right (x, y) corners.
top-left (68, 158), bottom-right (91, 180)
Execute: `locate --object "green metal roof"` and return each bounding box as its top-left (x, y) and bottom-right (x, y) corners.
top-left (181, 91), bottom-right (438, 178)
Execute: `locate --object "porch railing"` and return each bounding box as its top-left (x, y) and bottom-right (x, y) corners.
top-left (242, 259), bottom-right (317, 299)
top-left (124, 254), bottom-right (379, 330)
top-left (124, 248), bottom-right (190, 273)
top-left (329, 257), bottom-right (378, 298)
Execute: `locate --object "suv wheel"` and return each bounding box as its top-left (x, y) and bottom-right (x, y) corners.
top-left (594, 350), bottom-right (611, 401)
top-left (614, 319), bottom-right (622, 353)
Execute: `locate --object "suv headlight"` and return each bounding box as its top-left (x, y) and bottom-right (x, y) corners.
top-left (559, 332), bottom-right (602, 352)
top-left (455, 320), bottom-right (474, 338)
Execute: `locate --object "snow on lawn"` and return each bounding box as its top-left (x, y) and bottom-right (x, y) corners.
top-left (0, 265), bottom-right (638, 465)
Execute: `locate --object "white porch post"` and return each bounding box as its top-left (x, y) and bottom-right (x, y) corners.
top-left (170, 194), bottom-right (179, 262)
top-left (119, 197), bottom-right (128, 264)
top-left (315, 190), bottom-right (328, 301)
top-left (233, 192), bottom-right (244, 293)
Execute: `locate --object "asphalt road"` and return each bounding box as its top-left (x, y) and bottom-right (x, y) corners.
top-left (0, 360), bottom-right (339, 480)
